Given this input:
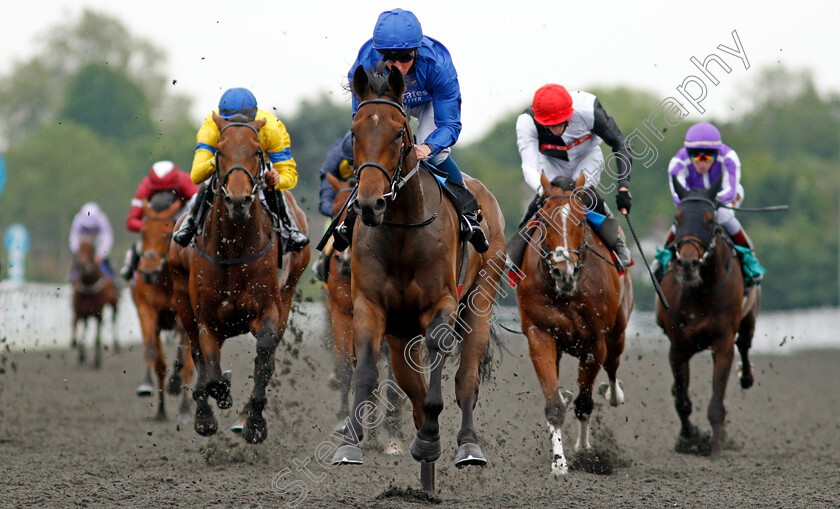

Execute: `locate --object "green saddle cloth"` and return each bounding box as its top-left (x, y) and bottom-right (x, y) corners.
top-left (655, 245), bottom-right (765, 284)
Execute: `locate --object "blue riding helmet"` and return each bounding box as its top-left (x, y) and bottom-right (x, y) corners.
top-left (372, 8), bottom-right (423, 50)
top-left (218, 87), bottom-right (257, 120)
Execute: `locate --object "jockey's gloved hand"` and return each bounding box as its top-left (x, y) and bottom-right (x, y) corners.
top-left (616, 188), bottom-right (632, 214)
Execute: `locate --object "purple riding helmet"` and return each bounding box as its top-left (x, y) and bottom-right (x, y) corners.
top-left (684, 122), bottom-right (722, 151)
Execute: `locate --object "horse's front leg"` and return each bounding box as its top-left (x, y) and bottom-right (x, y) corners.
top-left (199, 326), bottom-right (231, 411)
top-left (332, 297), bottom-right (385, 465)
top-left (93, 316), bottom-right (103, 369)
top-left (670, 345), bottom-right (699, 451)
top-left (190, 337), bottom-right (217, 436)
top-left (241, 313), bottom-right (281, 444)
top-left (709, 337), bottom-right (735, 457)
top-left (410, 298), bottom-right (458, 464)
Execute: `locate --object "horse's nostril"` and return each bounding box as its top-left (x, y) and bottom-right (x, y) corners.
top-left (224, 196), bottom-right (233, 205)
top-left (352, 201), bottom-right (362, 214)
top-left (373, 198), bottom-right (387, 214)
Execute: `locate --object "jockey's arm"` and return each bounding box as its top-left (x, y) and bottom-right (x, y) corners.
top-left (592, 99), bottom-right (632, 189)
top-left (515, 113), bottom-right (545, 193)
top-left (262, 116), bottom-right (298, 191)
top-left (190, 113), bottom-right (221, 184)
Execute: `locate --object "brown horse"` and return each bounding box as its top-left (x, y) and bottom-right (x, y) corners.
top-left (331, 67), bottom-right (506, 468)
top-left (71, 236), bottom-right (120, 368)
top-left (516, 172), bottom-right (634, 475)
top-left (131, 191), bottom-right (194, 422)
top-left (656, 176), bottom-right (761, 456)
top-left (323, 172), bottom-right (404, 454)
top-left (168, 114), bottom-right (310, 443)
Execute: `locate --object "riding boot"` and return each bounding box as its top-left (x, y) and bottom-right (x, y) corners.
top-left (333, 206), bottom-right (357, 252)
top-left (613, 233), bottom-right (632, 271)
top-left (266, 188), bottom-right (310, 252)
top-left (443, 179), bottom-right (489, 253)
top-left (173, 183), bottom-right (210, 247)
top-left (731, 228), bottom-right (763, 285)
top-left (120, 242), bottom-right (140, 281)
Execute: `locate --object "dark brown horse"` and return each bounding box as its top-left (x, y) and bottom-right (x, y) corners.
top-left (168, 115), bottom-right (310, 443)
top-left (131, 191), bottom-right (194, 422)
top-left (71, 236), bottom-right (120, 368)
top-left (324, 172), bottom-right (403, 455)
top-left (332, 67), bottom-right (506, 468)
top-left (516, 172), bottom-right (633, 475)
top-left (656, 176), bottom-right (761, 456)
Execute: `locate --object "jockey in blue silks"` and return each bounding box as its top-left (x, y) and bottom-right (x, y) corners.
top-left (333, 8), bottom-right (489, 253)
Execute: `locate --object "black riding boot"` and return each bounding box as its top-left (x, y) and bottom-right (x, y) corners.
top-left (120, 242), bottom-right (140, 281)
top-left (444, 179), bottom-right (489, 253)
top-left (173, 183), bottom-right (210, 247)
top-left (333, 206), bottom-right (357, 252)
top-left (506, 193), bottom-right (544, 271)
top-left (266, 189), bottom-right (309, 252)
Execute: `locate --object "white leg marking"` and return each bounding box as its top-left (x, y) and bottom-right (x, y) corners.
top-left (575, 416), bottom-right (592, 452)
top-left (548, 421), bottom-right (568, 476)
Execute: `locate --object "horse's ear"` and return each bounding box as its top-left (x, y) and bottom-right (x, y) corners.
top-left (574, 171), bottom-right (586, 190)
top-left (540, 172), bottom-right (552, 195)
top-left (387, 66), bottom-right (405, 100)
top-left (352, 66), bottom-right (370, 100)
top-left (707, 174), bottom-right (723, 201)
top-left (671, 175), bottom-right (688, 201)
top-left (212, 112), bottom-right (225, 130)
top-left (165, 199), bottom-right (181, 216)
top-left (253, 118), bottom-right (266, 131)
top-left (325, 172), bottom-right (341, 192)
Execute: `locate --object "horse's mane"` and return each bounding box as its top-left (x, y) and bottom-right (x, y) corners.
top-left (149, 189), bottom-right (178, 212)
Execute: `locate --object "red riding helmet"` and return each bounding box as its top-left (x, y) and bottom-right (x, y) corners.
top-left (532, 84), bottom-right (574, 126)
top-left (148, 160), bottom-right (181, 190)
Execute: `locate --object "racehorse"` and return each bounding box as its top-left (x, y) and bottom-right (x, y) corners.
top-left (332, 67), bottom-right (506, 467)
top-left (656, 176), bottom-right (761, 456)
top-left (324, 172), bottom-right (403, 454)
top-left (168, 114), bottom-right (310, 444)
top-left (131, 191), bottom-right (194, 422)
top-left (516, 172), bottom-right (634, 475)
top-left (71, 236), bottom-right (120, 368)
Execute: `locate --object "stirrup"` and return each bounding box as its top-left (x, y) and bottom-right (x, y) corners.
top-left (286, 230), bottom-right (310, 252)
top-left (173, 221), bottom-right (196, 247)
top-left (333, 223), bottom-right (351, 252)
top-left (463, 216), bottom-right (489, 253)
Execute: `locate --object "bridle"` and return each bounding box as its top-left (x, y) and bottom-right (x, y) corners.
top-left (210, 122), bottom-right (266, 200)
top-left (351, 97), bottom-right (441, 228)
top-left (673, 196), bottom-right (721, 266)
top-left (353, 98), bottom-right (419, 201)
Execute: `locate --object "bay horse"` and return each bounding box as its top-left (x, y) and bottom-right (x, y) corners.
top-left (131, 191), bottom-right (194, 422)
top-left (516, 172), bottom-right (633, 476)
top-left (71, 236), bottom-right (120, 368)
top-left (655, 176), bottom-right (761, 456)
top-left (324, 172), bottom-right (403, 455)
top-left (168, 114), bottom-right (309, 444)
top-left (332, 67), bottom-right (506, 468)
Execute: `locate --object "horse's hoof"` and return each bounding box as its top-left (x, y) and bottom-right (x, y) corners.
top-left (242, 415), bottom-right (267, 444)
top-left (327, 373), bottom-right (341, 391)
top-left (194, 414), bottom-right (218, 436)
top-left (222, 370), bottom-right (232, 382)
top-left (332, 444), bottom-right (363, 465)
top-left (560, 390), bottom-right (574, 406)
top-left (333, 419), bottom-right (348, 435)
top-left (598, 382), bottom-right (609, 397)
top-left (454, 442), bottom-right (487, 468)
top-left (384, 440), bottom-right (403, 456)
top-left (410, 435), bottom-right (441, 464)
top-left (231, 418), bottom-right (245, 434)
top-left (737, 363), bottom-right (755, 389)
top-left (178, 412), bottom-right (194, 425)
top-left (154, 411), bottom-right (167, 422)
top-left (136, 383), bottom-right (154, 397)
top-left (218, 394), bottom-right (233, 410)
top-left (166, 374), bottom-right (182, 396)
top-left (207, 379), bottom-right (232, 409)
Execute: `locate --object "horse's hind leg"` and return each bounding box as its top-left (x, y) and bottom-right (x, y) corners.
top-left (77, 318), bottom-right (88, 365)
top-left (525, 322), bottom-right (568, 475)
top-left (599, 330), bottom-right (627, 407)
top-left (708, 338), bottom-right (735, 457)
top-left (151, 327), bottom-right (167, 421)
top-left (176, 333), bottom-right (194, 423)
top-left (241, 317), bottom-right (281, 444)
top-left (736, 313), bottom-right (756, 389)
top-left (670, 346), bottom-right (700, 452)
top-left (93, 317), bottom-right (103, 369)
top-left (382, 352), bottom-right (405, 456)
top-left (111, 302), bottom-right (120, 354)
top-left (331, 308), bottom-right (354, 433)
top-left (573, 344), bottom-right (605, 453)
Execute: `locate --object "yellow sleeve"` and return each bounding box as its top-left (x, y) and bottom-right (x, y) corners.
top-left (257, 110), bottom-right (298, 191)
top-left (190, 112), bottom-right (221, 184)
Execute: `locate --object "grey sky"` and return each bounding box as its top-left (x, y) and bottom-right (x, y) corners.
top-left (1, 0), bottom-right (833, 143)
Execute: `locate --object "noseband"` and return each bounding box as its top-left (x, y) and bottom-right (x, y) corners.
top-left (353, 98), bottom-right (418, 200)
top-left (211, 122), bottom-right (266, 199)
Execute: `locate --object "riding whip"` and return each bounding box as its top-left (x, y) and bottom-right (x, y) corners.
top-left (623, 211), bottom-right (669, 310)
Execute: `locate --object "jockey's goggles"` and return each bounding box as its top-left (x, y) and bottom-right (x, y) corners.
top-left (379, 50), bottom-right (415, 63)
top-left (687, 149), bottom-right (718, 163)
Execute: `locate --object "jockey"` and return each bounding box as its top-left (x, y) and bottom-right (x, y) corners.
top-left (334, 8), bottom-right (489, 253)
top-left (69, 202), bottom-right (115, 281)
top-left (313, 130), bottom-right (354, 282)
top-left (120, 161), bottom-right (198, 280)
top-left (662, 122), bottom-right (763, 284)
top-left (172, 87), bottom-right (310, 252)
top-left (507, 84), bottom-right (634, 273)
